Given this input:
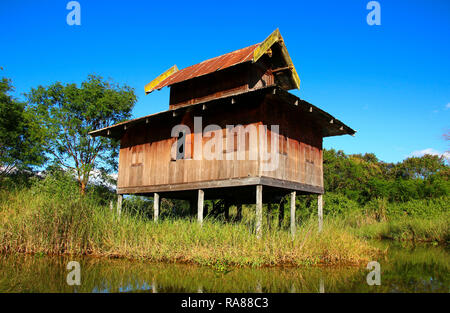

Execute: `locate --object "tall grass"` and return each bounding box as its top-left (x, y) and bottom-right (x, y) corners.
top-left (0, 174), bottom-right (379, 267)
top-left (353, 217), bottom-right (449, 243)
top-left (294, 192), bottom-right (449, 243)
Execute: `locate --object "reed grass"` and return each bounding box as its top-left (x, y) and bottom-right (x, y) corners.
top-left (0, 176), bottom-right (379, 267)
top-left (352, 217), bottom-right (449, 243)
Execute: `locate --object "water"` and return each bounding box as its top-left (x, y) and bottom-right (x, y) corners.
top-left (0, 241), bottom-right (448, 293)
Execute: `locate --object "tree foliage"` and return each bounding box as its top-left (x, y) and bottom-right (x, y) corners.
top-left (0, 76), bottom-right (44, 178)
top-left (28, 74), bottom-right (136, 193)
top-left (323, 149), bottom-right (449, 204)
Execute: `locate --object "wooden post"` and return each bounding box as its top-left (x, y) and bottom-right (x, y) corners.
top-left (189, 199), bottom-right (196, 216)
top-left (117, 194), bottom-right (123, 217)
top-left (197, 189), bottom-right (204, 225)
top-left (255, 185), bottom-right (263, 238)
top-left (278, 198), bottom-right (285, 228)
top-left (204, 204), bottom-right (208, 218)
top-left (290, 191), bottom-right (296, 236)
top-left (153, 193), bottom-right (160, 222)
top-left (224, 199), bottom-right (230, 222)
top-left (318, 194), bottom-right (323, 232)
top-left (236, 204), bottom-right (242, 221)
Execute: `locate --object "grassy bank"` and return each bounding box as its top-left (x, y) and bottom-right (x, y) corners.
top-left (0, 174), bottom-right (379, 267)
top-left (353, 217), bottom-right (449, 243)
top-left (1, 173), bottom-right (448, 267)
top-left (294, 193), bottom-right (449, 244)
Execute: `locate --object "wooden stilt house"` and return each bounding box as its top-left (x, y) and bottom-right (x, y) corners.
top-left (90, 29), bottom-right (355, 235)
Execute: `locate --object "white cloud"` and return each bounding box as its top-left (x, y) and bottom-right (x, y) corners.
top-left (445, 103), bottom-right (450, 110)
top-left (410, 148), bottom-right (450, 161)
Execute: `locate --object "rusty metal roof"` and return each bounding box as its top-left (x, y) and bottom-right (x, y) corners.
top-left (146, 44), bottom-right (259, 93)
top-left (145, 29), bottom-right (301, 94)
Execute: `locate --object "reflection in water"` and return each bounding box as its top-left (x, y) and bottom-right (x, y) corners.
top-left (0, 242), bottom-right (448, 293)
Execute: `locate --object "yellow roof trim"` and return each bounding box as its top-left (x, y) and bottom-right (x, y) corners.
top-left (253, 29), bottom-right (300, 90)
top-left (278, 39), bottom-right (301, 90)
top-left (253, 29), bottom-right (281, 63)
top-left (145, 65), bottom-right (178, 94)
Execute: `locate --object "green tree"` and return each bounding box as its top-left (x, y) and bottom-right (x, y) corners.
top-left (28, 74), bottom-right (136, 194)
top-left (0, 76), bottom-right (44, 178)
top-left (394, 154), bottom-right (447, 180)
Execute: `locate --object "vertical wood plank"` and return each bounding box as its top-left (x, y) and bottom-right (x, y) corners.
top-left (255, 185), bottom-right (263, 238)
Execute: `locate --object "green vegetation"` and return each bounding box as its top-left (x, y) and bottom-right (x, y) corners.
top-left (0, 77), bottom-right (45, 178)
top-left (0, 172), bottom-right (379, 267)
top-left (288, 149), bottom-right (449, 244)
top-left (290, 193), bottom-right (449, 243)
top-left (27, 75), bottom-right (136, 194)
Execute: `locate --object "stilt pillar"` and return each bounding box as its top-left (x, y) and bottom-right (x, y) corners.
top-left (236, 204), bottom-right (242, 221)
top-left (318, 194), bottom-right (323, 232)
top-left (224, 199), bottom-right (230, 221)
top-left (197, 189), bottom-right (204, 225)
top-left (117, 194), bottom-right (123, 217)
top-left (153, 192), bottom-right (160, 222)
top-left (278, 197), bottom-right (285, 228)
top-left (255, 185), bottom-right (263, 238)
top-left (290, 191), bottom-right (296, 236)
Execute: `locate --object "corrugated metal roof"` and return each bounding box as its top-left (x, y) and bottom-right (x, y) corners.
top-left (145, 29), bottom-right (302, 94)
top-left (146, 44), bottom-right (259, 93)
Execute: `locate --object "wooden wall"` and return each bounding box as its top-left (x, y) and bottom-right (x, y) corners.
top-left (260, 98), bottom-right (323, 188)
top-left (117, 95), bottom-right (323, 193)
top-left (169, 63), bottom-right (274, 109)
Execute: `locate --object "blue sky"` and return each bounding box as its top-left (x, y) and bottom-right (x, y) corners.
top-left (1, 0), bottom-right (449, 163)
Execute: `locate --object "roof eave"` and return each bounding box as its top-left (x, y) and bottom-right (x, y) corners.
top-left (89, 86), bottom-right (355, 140)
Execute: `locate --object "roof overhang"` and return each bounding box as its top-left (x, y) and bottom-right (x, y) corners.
top-left (89, 86), bottom-right (356, 140)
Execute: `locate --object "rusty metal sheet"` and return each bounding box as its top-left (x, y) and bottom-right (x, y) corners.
top-left (147, 44), bottom-right (259, 93)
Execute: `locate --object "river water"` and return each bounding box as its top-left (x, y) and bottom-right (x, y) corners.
top-left (0, 241), bottom-right (448, 293)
